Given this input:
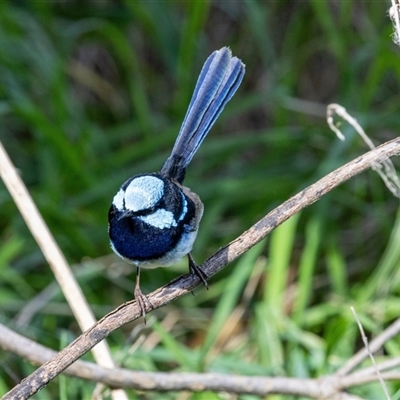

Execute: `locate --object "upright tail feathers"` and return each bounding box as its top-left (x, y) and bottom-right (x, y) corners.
top-left (161, 47), bottom-right (245, 183)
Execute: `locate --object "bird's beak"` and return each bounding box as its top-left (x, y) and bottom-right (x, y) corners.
top-left (118, 210), bottom-right (133, 220)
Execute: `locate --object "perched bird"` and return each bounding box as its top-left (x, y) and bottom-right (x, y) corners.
top-left (108, 47), bottom-right (245, 318)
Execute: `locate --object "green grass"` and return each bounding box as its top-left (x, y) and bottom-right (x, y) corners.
top-left (1, 1), bottom-right (400, 399)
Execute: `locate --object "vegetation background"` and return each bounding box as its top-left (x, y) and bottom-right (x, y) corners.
top-left (1, 1), bottom-right (400, 399)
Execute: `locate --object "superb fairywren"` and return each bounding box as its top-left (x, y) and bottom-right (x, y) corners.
top-left (108, 47), bottom-right (245, 318)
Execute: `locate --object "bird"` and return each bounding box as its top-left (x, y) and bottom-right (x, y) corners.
top-left (108, 47), bottom-right (245, 319)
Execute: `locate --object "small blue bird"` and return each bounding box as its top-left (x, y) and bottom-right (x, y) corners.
top-left (108, 47), bottom-right (245, 317)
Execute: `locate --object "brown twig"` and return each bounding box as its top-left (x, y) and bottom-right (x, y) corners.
top-left (336, 316), bottom-right (400, 376)
top-left (0, 322), bottom-right (364, 399)
top-left (5, 317), bottom-right (400, 399)
top-left (3, 137), bottom-right (400, 399)
top-left (3, 315), bottom-right (400, 396)
top-left (349, 307), bottom-right (390, 400)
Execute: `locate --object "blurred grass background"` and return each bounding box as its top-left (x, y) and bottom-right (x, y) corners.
top-left (1, 1), bottom-right (400, 399)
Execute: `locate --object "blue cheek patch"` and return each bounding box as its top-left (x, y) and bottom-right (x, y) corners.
top-left (139, 209), bottom-right (177, 229)
top-left (124, 176), bottom-right (164, 212)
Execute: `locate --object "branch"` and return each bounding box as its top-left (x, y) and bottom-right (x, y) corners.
top-left (336, 316), bottom-right (400, 376)
top-left (0, 322), bottom-right (364, 399)
top-left (3, 137), bottom-right (400, 400)
top-left (3, 316), bottom-right (399, 396)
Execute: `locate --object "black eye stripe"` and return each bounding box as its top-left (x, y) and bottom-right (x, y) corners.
top-left (134, 206), bottom-right (156, 216)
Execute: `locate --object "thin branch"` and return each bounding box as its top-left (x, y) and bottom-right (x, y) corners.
top-left (350, 307), bottom-right (390, 400)
top-left (327, 103), bottom-right (400, 198)
top-left (0, 322), bottom-right (364, 399)
top-left (3, 136), bottom-right (400, 399)
top-left (349, 356), bottom-right (400, 378)
top-left (336, 316), bottom-right (400, 376)
top-left (341, 372), bottom-right (400, 389)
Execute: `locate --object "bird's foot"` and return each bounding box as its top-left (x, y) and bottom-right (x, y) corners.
top-left (188, 253), bottom-right (208, 289)
top-left (134, 285), bottom-right (154, 324)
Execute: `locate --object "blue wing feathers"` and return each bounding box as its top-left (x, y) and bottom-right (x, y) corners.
top-left (161, 47), bottom-right (245, 182)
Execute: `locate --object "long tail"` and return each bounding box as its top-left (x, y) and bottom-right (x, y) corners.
top-left (161, 47), bottom-right (245, 183)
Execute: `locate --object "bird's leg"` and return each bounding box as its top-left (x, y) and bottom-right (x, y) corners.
top-left (134, 267), bottom-right (153, 323)
top-left (188, 253), bottom-right (208, 289)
